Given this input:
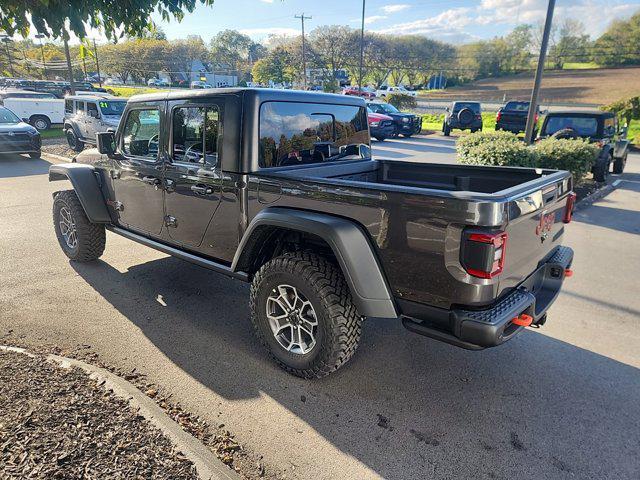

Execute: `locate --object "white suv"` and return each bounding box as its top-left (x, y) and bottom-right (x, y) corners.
top-left (375, 86), bottom-right (417, 98)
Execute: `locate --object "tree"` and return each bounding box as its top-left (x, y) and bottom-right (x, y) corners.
top-left (251, 47), bottom-right (296, 85)
top-left (592, 11), bottom-right (640, 66)
top-left (210, 30), bottom-right (264, 81)
top-left (1, 0), bottom-right (214, 40)
top-left (549, 19), bottom-right (590, 68)
top-left (309, 26), bottom-right (356, 89)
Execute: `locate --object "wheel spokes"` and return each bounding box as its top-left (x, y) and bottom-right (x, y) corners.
top-left (266, 284), bottom-right (318, 355)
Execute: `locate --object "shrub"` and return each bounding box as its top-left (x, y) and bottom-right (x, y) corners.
top-left (533, 137), bottom-right (599, 184)
top-left (458, 136), bottom-right (536, 168)
top-left (386, 93), bottom-right (417, 110)
top-left (456, 130), bottom-right (519, 160)
top-left (456, 131), bottom-right (599, 184)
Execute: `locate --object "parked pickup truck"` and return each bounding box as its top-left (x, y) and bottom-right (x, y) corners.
top-left (49, 89), bottom-right (575, 378)
top-left (496, 100), bottom-right (539, 135)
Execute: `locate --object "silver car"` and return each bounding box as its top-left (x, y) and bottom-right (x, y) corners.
top-left (64, 94), bottom-right (127, 151)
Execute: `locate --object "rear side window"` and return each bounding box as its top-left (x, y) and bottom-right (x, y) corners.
top-left (65, 99), bottom-right (73, 113)
top-left (87, 102), bottom-right (99, 117)
top-left (76, 101), bottom-right (85, 113)
top-left (259, 101), bottom-right (370, 168)
top-left (122, 108), bottom-right (160, 159)
top-left (171, 105), bottom-right (220, 165)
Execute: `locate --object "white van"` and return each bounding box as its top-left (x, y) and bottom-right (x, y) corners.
top-left (2, 96), bottom-right (65, 130)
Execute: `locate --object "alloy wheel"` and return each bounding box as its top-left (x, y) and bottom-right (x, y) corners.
top-left (266, 285), bottom-right (318, 355)
top-left (58, 206), bottom-right (78, 249)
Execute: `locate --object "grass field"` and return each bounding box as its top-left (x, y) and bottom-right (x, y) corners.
top-left (104, 86), bottom-right (170, 97)
top-left (40, 127), bottom-right (65, 139)
top-left (424, 67), bottom-right (640, 105)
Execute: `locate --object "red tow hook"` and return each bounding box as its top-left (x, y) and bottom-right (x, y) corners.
top-left (565, 269), bottom-right (573, 278)
top-left (511, 314), bottom-right (533, 327)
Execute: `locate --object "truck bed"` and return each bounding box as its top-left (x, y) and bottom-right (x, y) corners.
top-left (255, 158), bottom-right (572, 311)
top-left (267, 158), bottom-right (562, 198)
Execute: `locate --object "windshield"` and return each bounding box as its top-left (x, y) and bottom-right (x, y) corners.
top-left (369, 103), bottom-right (399, 114)
top-left (543, 116), bottom-right (599, 137)
top-left (0, 108), bottom-right (20, 124)
top-left (98, 100), bottom-right (126, 116)
top-left (259, 101), bottom-right (370, 168)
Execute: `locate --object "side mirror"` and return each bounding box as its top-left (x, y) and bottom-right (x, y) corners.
top-left (445, 107), bottom-right (450, 112)
top-left (96, 131), bottom-right (116, 155)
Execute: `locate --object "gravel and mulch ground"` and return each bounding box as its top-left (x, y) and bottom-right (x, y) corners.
top-left (42, 138), bottom-right (76, 159)
top-left (0, 349), bottom-right (199, 479)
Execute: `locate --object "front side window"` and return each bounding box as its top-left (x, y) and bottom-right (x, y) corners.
top-left (76, 101), bottom-right (85, 114)
top-left (122, 108), bottom-right (160, 159)
top-left (259, 101), bottom-right (369, 168)
top-left (87, 102), bottom-right (99, 118)
top-left (65, 99), bottom-right (73, 113)
top-left (543, 116), bottom-right (599, 137)
top-left (171, 106), bottom-right (220, 164)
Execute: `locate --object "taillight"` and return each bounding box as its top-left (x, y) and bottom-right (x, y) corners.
top-left (461, 231), bottom-right (508, 279)
top-left (496, 111), bottom-right (502, 122)
top-left (563, 192), bottom-right (577, 223)
top-left (534, 113), bottom-right (539, 124)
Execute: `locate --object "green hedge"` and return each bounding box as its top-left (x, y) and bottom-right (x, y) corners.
top-left (457, 131), bottom-right (599, 184)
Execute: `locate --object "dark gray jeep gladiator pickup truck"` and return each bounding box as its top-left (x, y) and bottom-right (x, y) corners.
top-left (49, 88), bottom-right (575, 378)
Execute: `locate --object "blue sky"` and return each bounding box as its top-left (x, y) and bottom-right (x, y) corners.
top-left (154, 0), bottom-right (640, 43)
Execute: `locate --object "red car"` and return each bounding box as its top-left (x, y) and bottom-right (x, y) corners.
top-left (343, 87), bottom-right (376, 100)
top-left (367, 110), bottom-right (395, 141)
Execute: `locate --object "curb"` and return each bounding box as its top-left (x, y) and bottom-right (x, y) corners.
top-left (0, 346), bottom-right (240, 480)
top-left (574, 183), bottom-right (615, 211)
top-left (41, 151), bottom-right (74, 164)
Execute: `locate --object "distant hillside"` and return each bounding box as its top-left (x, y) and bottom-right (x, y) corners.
top-left (425, 67), bottom-right (640, 105)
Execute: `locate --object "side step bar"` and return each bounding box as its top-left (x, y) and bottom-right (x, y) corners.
top-left (107, 226), bottom-right (249, 282)
top-left (402, 317), bottom-right (485, 351)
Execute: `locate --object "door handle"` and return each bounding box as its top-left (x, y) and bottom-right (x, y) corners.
top-left (191, 184), bottom-right (213, 195)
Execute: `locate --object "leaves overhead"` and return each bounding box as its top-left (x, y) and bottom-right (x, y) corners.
top-left (0, 0), bottom-right (215, 40)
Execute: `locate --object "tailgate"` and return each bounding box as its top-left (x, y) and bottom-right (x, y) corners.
top-left (500, 112), bottom-right (526, 124)
top-left (498, 176), bottom-right (573, 296)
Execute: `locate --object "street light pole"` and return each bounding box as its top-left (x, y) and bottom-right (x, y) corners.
top-left (294, 13), bottom-right (311, 88)
top-left (358, 0), bottom-right (366, 93)
top-left (35, 33), bottom-right (47, 79)
top-left (525, 0), bottom-right (556, 144)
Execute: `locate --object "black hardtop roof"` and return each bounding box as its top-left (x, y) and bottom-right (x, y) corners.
top-left (545, 109), bottom-right (614, 117)
top-left (128, 87), bottom-right (366, 107)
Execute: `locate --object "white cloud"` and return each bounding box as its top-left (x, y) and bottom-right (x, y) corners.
top-left (364, 15), bottom-right (388, 25)
top-left (259, 0), bottom-right (275, 3)
top-left (376, 7), bottom-right (473, 36)
top-left (381, 4), bottom-right (411, 14)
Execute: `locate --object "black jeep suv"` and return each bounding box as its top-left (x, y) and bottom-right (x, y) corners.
top-left (443, 101), bottom-right (483, 136)
top-left (367, 102), bottom-right (421, 137)
top-left (538, 110), bottom-right (630, 181)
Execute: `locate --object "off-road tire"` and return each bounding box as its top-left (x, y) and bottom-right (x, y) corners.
top-left (250, 252), bottom-right (363, 378)
top-left (593, 154), bottom-right (612, 183)
top-left (66, 128), bottom-right (85, 152)
top-left (613, 152), bottom-right (627, 174)
top-left (402, 133), bottom-right (413, 138)
top-left (53, 190), bottom-right (105, 262)
top-left (29, 151), bottom-right (41, 159)
top-left (375, 136), bottom-right (386, 142)
top-left (443, 123), bottom-right (451, 136)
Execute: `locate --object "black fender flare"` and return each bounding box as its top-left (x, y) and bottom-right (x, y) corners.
top-left (64, 121), bottom-right (83, 139)
top-left (49, 163), bottom-right (111, 223)
top-left (232, 208), bottom-right (398, 319)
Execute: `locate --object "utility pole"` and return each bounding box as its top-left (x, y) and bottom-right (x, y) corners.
top-left (1, 36), bottom-right (15, 77)
top-left (35, 34), bottom-right (47, 79)
top-left (358, 0), bottom-right (366, 93)
top-left (63, 36), bottom-right (75, 95)
top-left (294, 13), bottom-right (311, 88)
top-left (93, 38), bottom-right (102, 87)
top-left (525, 0), bottom-right (556, 144)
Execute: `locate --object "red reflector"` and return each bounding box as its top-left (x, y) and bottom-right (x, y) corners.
top-left (563, 192), bottom-right (577, 224)
top-left (565, 269), bottom-right (573, 277)
top-left (512, 314), bottom-right (533, 327)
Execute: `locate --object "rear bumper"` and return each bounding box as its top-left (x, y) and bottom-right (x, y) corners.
top-left (496, 122), bottom-right (526, 133)
top-left (403, 246), bottom-right (574, 350)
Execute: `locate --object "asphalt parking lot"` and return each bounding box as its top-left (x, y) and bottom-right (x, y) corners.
top-left (1, 139), bottom-right (639, 480)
